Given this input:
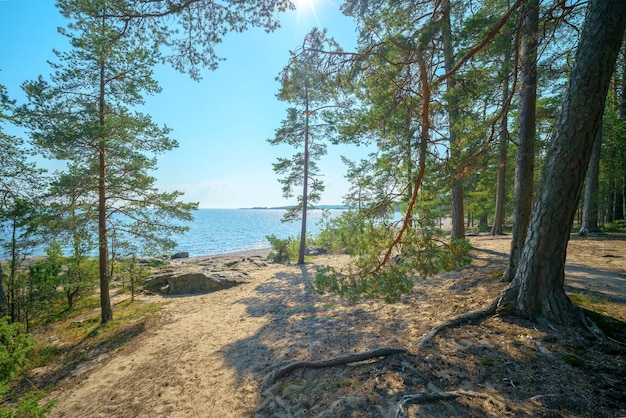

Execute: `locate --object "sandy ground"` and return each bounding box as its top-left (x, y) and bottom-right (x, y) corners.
top-left (37, 234), bottom-right (626, 417)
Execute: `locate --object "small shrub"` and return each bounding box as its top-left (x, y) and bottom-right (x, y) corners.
top-left (266, 234), bottom-right (296, 263)
top-left (0, 317), bottom-right (32, 394)
top-left (0, 391), bottom-right (56, 418)
top-left (604, 220), bottom-right (626, 232)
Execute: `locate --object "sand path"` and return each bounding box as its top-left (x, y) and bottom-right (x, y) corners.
top-left (48, 259), bottom-right (294, 418)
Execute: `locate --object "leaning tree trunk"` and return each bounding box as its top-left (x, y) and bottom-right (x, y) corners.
top-left (501, 0), bottom-right (538, 282)
top-left (579, 126), bottom-right (603, 235)
top-left (497, 0), bottom-right (626, 325)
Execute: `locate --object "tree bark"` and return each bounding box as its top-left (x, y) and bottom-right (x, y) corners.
top-left (579, 126), bottom-right (603, 235)
top-left (442, 0), bottom-right (465, 239)
top-left (0, 264), bottom-right (6, 319)
top-left (497, 0), bottom-right (626, 324)
top-left (98, 22), bottom-right (113, 324)
top-left (491, 56), bottom-right (511, 235)
top-left (614, 185), bottom-right (624, 221)
top-left (501, 0), bottom-right (538, 282)
top-left (298, 85), bottom-right (310, 265)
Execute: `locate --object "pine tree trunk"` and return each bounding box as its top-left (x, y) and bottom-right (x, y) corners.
top-left (298, 85), bottom-right (310, 265)
top-left (442, 0), bottom-right (465, 239)
top-left (497, 0), bottom-right (626, 324)
top-left (614, 187), bottom-right (624, 221)
top-left (98, 41), bottom-right (113, 324)
top-left (502, 0), bottom-right (538, 282)
top-left (491, 47), bottom-right (512, 236)
top-left (579, 126), bottom-right (603, 235)
top-left (0, 264), bottom-right (6, 319)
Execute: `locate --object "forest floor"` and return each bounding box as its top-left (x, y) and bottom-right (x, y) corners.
top-left (18, 234), bottom-right (626, 417)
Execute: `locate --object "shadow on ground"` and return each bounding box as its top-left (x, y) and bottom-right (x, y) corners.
top-left (218, 237), bottom-right (626, 417)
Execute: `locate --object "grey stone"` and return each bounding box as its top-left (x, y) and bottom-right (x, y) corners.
top-left (305, 246), bottom-right (327, 256)
top-left (144, 268), bottom-right (248, 295)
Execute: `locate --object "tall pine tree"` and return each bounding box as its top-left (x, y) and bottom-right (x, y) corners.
top-left (20, 1), bottom-right (196, 323)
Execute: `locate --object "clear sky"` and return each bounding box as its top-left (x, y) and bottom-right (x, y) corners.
top-left (0, 0), bottom-right (372, 208)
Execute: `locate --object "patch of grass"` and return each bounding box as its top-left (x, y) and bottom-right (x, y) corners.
top-left (486, 271), bottom-right (504, 280)
top-left (560, 352), bottom-right (585, 367)
top-left (299, 315), bottom-right (335, 322)
top-left (569, 292), bottom-right (609, 307)
top-left (33, 295), bottom-right (101, 328)
top-left (30, 299), bottom-right (163, 371)
top-left (604, 220), bottom-right (626, 233)
top-left (479, 358), bottom-right (494, 366)
top-left (28, 346), bottom-right (68, 369)
top-left (570, 291), bottom-right (626, 322)
top-left (114, 299), bottom-right (161, 322)
top-left (569, 292), bottom-right (626, 346)
top-left (582, 308), bottom-right (626, 345)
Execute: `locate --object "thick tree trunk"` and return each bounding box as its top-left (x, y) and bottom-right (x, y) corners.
top-left (497, 0), bottom-right (626, 324)
top-left (579, 126), bottom-right (603, 235)
top-left (442, 0), bottom-right (465, 239)
top-left (502, 0), bottom-right (538, 282)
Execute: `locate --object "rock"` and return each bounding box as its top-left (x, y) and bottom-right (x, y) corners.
top-left (143, 268), bottom-right (248, 295)
top-left (171, 251), bottom-right (189, 259)
top-left (305, 246), bottom-right (327, 256)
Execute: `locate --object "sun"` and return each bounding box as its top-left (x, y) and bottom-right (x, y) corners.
top-left (295, 0), bottom-right (320, 22)
top-left (296, 0), bottom-right (315, 7)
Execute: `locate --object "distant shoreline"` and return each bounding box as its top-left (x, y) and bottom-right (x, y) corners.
top-left (237, 206), bottom-right (348, 210)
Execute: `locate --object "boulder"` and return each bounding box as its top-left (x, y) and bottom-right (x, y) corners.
top-left (171, 251), bottom-right (189, 259)
top-left (305, 246), bottom-right (327, 256)
top-left (144, 268), bottom-right (248, 295)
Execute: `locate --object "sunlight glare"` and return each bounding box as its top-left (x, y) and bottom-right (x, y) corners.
top-left (295, 0), bottom-right (320, 27)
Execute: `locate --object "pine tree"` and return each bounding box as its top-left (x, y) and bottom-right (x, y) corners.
top-left (269, 29), bottom-right (342, 265)
top-left (20, 1), bottom-right (196, 323)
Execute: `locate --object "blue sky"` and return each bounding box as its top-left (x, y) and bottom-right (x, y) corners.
top-left (0, 0), bottom-right (372, 208)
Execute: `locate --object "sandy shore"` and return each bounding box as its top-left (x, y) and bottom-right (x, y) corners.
top-left (39, 234), bottom-right (626, 417)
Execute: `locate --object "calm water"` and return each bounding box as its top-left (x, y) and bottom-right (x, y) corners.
top-left (171, 208), bottom-right (344, 256)
top-left (1, 208), bottom-right (343, 258)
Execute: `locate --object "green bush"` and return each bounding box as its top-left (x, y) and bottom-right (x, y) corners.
top-left (0, 317), bottom-right (32, 394)
top-left (604, 220), bottom-right (625, 232)
top-left (315, 210), bottom-right (396, 255)
top-left (266, 234), bottom-right (296, 263)
top-left (0, 391), bottom-right (56, 418)
top-left (313, 218), bottom-right (472, 303)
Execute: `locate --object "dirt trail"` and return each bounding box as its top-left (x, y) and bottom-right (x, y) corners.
top-left (47, 261), bottom-right (288, 417)
top-left (44, 235), bottom-right (626, 417)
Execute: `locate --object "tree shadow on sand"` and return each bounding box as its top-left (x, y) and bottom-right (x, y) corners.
top-left (217, 248), bottom-right (626, 416)
top-left (220, 261), bottom-right (409, 383)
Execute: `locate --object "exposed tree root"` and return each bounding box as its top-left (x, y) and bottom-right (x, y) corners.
top-left (270, 299), bottom-right (499, 384)
top-left (412, 298), bottom-right (499, 350)
top-left (270, 347), bottom-right (407, 382)
top-left (395, 390), bottom-right (488, 418)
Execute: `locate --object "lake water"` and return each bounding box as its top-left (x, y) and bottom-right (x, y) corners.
top-left (171, 208), bottom-right (344, 256)
top-left (1, 208), bottom-right (344, 258)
